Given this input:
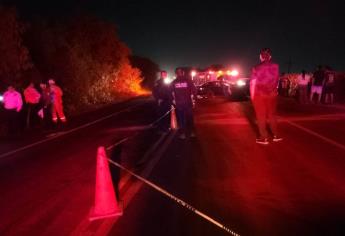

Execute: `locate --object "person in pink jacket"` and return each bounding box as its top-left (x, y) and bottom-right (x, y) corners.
top-left (24, 82), bottom-right (41, 129)
top-left (250, 48), bottom-right (283, 145)
top-left (48, 79), bottom-right (66, 123)
top-left (3, 85), bottom-right (23, 136)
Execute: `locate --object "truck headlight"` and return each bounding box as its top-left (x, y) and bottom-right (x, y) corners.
top-left (236, 80), bottom-right (246, 87)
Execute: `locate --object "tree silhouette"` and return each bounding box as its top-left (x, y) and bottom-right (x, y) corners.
top-left (0, 6), bottom-right (32, 87)
top-left (130, 56), bottom-right (160, 89)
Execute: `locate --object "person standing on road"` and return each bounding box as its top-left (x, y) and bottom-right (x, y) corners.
top-left (24, 82), bottom-right (41, 129)
top-left (279, 73), bottom-right (290, 97)
top-left (152, 70), bottom-right (173, 133)
top-left (250, 48), bottom-right (283, 145)
top-left (297, 70), bottom-right (310, 104)
top-left (171, 68), bottom-right (197, 139)
top-left (310, 66), bottom-right (325, 104)
top-left (3, 85), bottom-right (23, 137)
top-left (324, 70), bottom-right (335, 104)
top-left (39, 83), bottom-right (52, 129)
top-left (48, 79), bottom-right (66, 124)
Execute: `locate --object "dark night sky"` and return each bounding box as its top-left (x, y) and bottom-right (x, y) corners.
top-left (3, 0), bottom-right (345, 76)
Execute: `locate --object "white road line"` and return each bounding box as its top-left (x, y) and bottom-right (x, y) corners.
top-left (0, 103), bottom-right (142, 160)
top-left (197, 113), bottom-right (345, 126)
top-left (284, 120), bottom-right (345, 152)
top-left (280, 113), bottom-right (345, 122)
top-left (320, 104), bottom-right (345, 111)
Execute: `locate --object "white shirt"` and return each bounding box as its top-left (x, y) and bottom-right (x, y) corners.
top-left (297, 74), bottom-right (310, 86)
top-left (3, 90), bottom-right (23, 111)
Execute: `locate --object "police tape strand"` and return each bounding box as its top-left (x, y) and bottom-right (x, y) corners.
top-left (149, 107), bottom-right (174, 128)
top-left (107, 159), bottom-right (240, 236)
top-left (106, 137), bottom-right (132, 151)
top-left (106, 107), bottom-right (174, 151)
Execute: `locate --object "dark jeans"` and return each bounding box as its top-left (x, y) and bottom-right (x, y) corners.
top-left (26, 103), bottom-right (40, 129)
top-left (40, 104), bottom-right (53, 130)
top-left (5, 109), bottom-right (20, 136)
top-left (298, 85), bottom-right (308, 104)
top-left (175, 105), bottom-right (195, 136)
top-left (253, 95), bottom-right (278, 138)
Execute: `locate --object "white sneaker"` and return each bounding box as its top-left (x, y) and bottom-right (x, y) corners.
top-left (272, 136), bottom-right (283, 142)
top-left (256, 138), bottom-right (269, 145)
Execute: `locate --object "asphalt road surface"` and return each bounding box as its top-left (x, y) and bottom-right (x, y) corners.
top-left (1, 96), bottom-right (345, 236)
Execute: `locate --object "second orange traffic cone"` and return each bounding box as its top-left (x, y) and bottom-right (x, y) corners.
top-left (89, 146), bottom-right (123, 221)
top-left (170, 106), bottom-right (178, 130)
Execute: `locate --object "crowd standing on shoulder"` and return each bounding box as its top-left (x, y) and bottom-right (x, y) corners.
top-left (1, 79), bottom-right (66, 138)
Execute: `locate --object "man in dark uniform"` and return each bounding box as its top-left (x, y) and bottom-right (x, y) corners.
top-left (152, 71), bottom-right (173, 133)
top-left (250, 48), bottom-right (283, 145)
top-left (171, 68), bottom-right (197, 139)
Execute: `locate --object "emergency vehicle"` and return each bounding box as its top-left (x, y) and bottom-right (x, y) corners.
top-left (191, 69), bottom-right (249, 98)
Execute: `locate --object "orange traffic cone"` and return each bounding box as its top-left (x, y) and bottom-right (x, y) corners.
top-left (89, 146), bottom-right (123, 221)
top-left (170, 106), bottom-right (178, 130)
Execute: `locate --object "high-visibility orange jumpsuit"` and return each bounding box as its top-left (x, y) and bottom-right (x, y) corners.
top-left (50, 85), bottom-right (66, 123)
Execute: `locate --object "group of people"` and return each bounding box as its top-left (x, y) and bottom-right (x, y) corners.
top-left (153, 68), bottom-right (196, 140)
top-left (280, 67), bottom-right (335, 105)
top-left (1, 79), bottom-right (66, 137)
top-left (296, 67), bottom-right (335, 104)
top-left (153, 48), bottom-right (283, 145)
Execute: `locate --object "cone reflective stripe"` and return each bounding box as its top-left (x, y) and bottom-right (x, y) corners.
top-left (170, 106), bottom-right (178, 130)
top-left (89, 146), bottom-right (123, 221)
